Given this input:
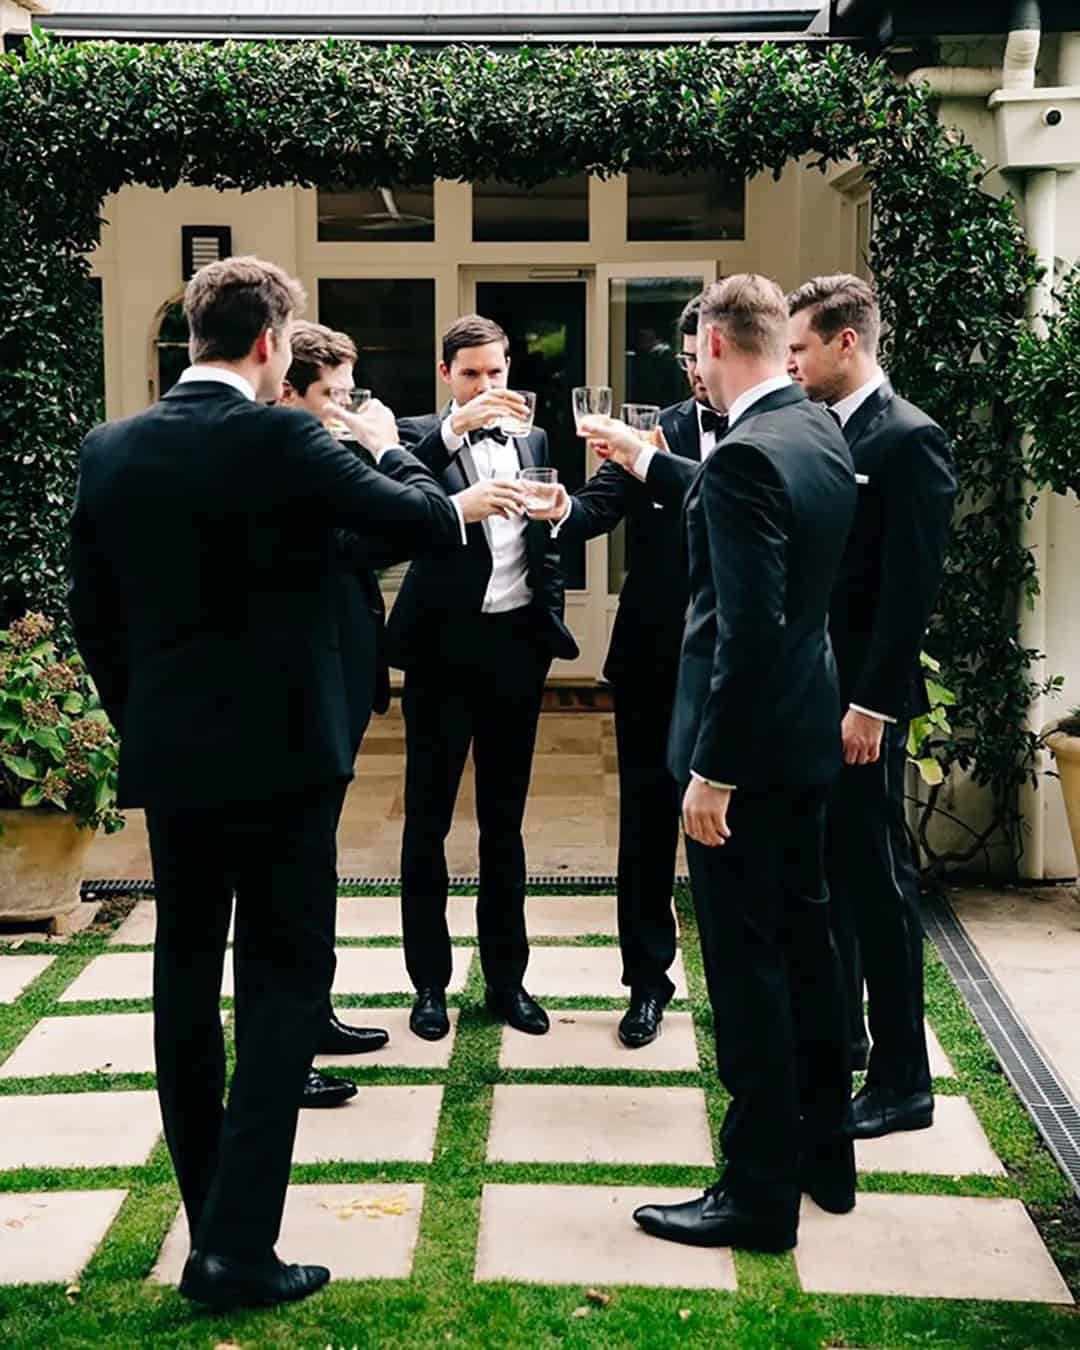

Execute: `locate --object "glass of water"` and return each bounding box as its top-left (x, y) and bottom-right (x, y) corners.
top-left (573, 385), bottom-right (613, 428)
top-left (520, 466), bottom-right (558, 512)
top-left (621, 403), bottom-right (662, 433)
top-left (326, 388), bottom-right (372, 439)
top-left (498, 389), bottom-right (537, 437)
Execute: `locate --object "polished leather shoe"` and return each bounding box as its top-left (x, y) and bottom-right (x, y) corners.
top-left (410, 988), bottom-right (450, 1041)
top-left (300, 1068), bottom-right (357, 1108)
top-left (847, 1085), bottom-right (933, 1140)
top-left (485, 986), bottom-right (549, 1035)
top-left (179, 1248), bottom-right (329, 1308)
top-left (800, 1139), bottom-right (856, 1214)
top-left (618, 992), bottom-right (664, 1049)
top-left (318, 1014), bottom-right (389, 1056)
top-left (633, 1186), bottom-right (796, 1253)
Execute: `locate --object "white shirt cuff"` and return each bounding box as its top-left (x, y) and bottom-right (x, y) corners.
top-left (449, 494), bottom-right (469, 545)
top-left (371, 442), bottom-right (401, 465)
top-left (631, 445), bottom-right (656, 481)
top-left (549, 496), bottom-right (574, 538)
top-left (849, 703), bottom-right (897, 724)
top-left (691, 771), bottom-right (736, 790)
top-left (441, 417), bottom-right (466, 454)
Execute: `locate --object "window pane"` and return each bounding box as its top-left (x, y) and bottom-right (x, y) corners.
top-left (627, 169), bottom-right (744, 242)
top-left (318, 278), bottom-right (435, 420)
top-left (607, 274), bottom-right (703, 595)
top-left (473, 176), bottom-right (589, 243)
top-left (317, 184), bottom-right (435, 242)
top-left (156, 300), bottom-right (190, 399)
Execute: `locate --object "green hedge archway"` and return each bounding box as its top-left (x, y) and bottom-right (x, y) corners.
top-left (0, 34), bottom-right (1048, 867)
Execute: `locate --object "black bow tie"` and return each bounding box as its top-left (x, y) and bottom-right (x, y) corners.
top-left (469, 426), bottom-right (510, 448)
top-left (700, 408), bottom-right (728, 437)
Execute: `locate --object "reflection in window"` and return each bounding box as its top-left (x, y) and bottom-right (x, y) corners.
top-left (627, 168), bottom-right (744, 242)
top-left (317, 184), bottom-right (435, 242)
top-left (473, 175), bottom-right (589, 243)
top-left (607, 274), bottom-right (703, 595)
top-left (155, 299), bottom-right (190, 399)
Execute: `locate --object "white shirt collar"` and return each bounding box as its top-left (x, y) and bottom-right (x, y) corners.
top-left (829, 368), bottom-right (887, 428)
top-left (178, 365), bottom-right (256, 402)
top-left (726, 374), bottom-right (792, 429)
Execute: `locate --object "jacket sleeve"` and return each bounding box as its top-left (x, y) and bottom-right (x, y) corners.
top-left (555, 461), bottom-right (633, 544)
top-left (644, 450), bottom-right (703, 511)
top-left (851, 424), bottom-right (957, 719)
top-left (396, 414), bottom-right (458, 477)
top-left (67, 434), bottom-right (129, 729)
top-left (690, 442), bottom-right (790, 785)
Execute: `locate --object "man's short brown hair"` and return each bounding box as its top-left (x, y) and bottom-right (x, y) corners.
top-left (699, 274), bottom-right (790, 362)
top-left (286, 320), bottom-right (358, 395)
top-left (441, 314), bottom-right (510, 368)
top-left (787, 274), bottom-right (881, 355)
top-left (677, 294), bottom-right (704, 339)
top-left (183, 255), bottom-right (307, 363)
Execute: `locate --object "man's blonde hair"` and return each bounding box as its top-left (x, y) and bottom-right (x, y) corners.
top-left (699, 273), bottom-right (790, 362)
top-left (183, 255), bottom-right (307, 363)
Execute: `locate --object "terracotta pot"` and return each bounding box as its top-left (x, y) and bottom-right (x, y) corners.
top-left (1043, 722), bottom-right (1080, 885)
top-left (0, 809), bottom-right (96, 929)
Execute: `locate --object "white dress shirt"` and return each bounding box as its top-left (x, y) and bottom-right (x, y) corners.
top-left (442, 409), bottom-right (532, 613)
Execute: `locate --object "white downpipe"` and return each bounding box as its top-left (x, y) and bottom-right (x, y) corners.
top-left (1059, 32), bottom-right (1080, 87)
top-left (905, 68), bottom-right (1002, 98)
top-left (1003, 27), bottom-right (1041, 91)
top-left (1018, 168), bottom-right (1057, 879)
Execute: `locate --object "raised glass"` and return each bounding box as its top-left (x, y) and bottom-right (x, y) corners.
top-left (620, 403), bottom-right (661, 433)
top-left (572, 385), bottom-right (612, 428)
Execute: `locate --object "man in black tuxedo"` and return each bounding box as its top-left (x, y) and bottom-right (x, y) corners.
top-left (788, 275), bottom-right (957, 1139)
top-left (69, 258), bottom-right (517, 1309)
top-left (389, 315), bottom-right (579, 1042)
top-left (531, 295), bottom-right (727, 1048)
top-left (580, 275), bottom-right (857, 1253)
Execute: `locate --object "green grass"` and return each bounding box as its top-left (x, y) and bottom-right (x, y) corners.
top-left (0, 886), bottom-right (1077, 1348)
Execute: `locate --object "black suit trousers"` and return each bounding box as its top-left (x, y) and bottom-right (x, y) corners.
top-left (686, 787), bottom-right (851, 1217)
top-left (612, 660), bottom-right (681, 1001)
top-left (146, 780), bottom-right (346, 1260)
top-left (826, 720), bottom-right (931, 1093)
top-left (400, 609), bottom-right (551, 992)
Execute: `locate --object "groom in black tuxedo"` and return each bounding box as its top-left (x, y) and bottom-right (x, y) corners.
top-left (533, 295), bottom-right (727, 1048)
top-left (580, 275), bottom-right (856, 1252)
top-left (69, 258), bottom-right (514, 1309)
top-left (788, 275), bottom-right (956, 1140)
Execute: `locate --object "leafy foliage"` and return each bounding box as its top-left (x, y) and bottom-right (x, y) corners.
top-left (1008, 268), bottom-right (1080, 497)
top-left (0, 613), bottom-right (122, 832)
top-left (0, 33), bottom-right (1048, 868)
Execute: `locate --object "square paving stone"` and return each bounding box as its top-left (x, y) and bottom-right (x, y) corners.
top-left (108, 900), bottom-right (236, 947)
top-left (336, 897), bottom-right (477, 939)
top-left (332, 947), bottom-right (470, 995)
top-left (487, 1085), bottom-right (713, 1165)
top-left (315, 1007), bottom-right (457, 1070)
top-left (526, 897), bottom-right (622, 938)
top-left (797, 1194), bottom-right (1073, 1303)
top-left (499, 1010), bottom-right (698, 1072)
top-left (0, 1189), bottom-right (128, 1285)
top-left (523, 947), bottom-right (688, 1001)
top-left (152, 1184), bottom-right (425, 1284)
top-left (59, 952), bottom-right (235, 1004)
top-left (856, 1095), bottom-right (1004, 1176)
top-left (0, 1011), bottom-right (226, 1080)
top-left (0, 1091), bottom-right (161, 1169)
top-left (0, 955), bottom-right (54, 1003)
top-left (292, 1086), bottom-right (443, 1164)
top-left (475, 1184), bottom-right (736, 1289)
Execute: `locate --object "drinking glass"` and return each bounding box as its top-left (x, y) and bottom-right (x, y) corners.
top-left (520, 466), bottom-right (558, 512)
top-left (573, 385), bottom-right (612, 428)
top-left (326, 388), bottom-right (372, 439)
top-left (498, 389), bottom-right (537, 437)
top-left (621, 402), bottom-right (661, 433)
top-left (347, 388), bottom-right (372, 413)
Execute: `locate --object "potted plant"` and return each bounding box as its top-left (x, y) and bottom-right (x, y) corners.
top-left (0, 612), bottom-right (123, 932)
top-left (1043, 708), bottom-right (1080, 889)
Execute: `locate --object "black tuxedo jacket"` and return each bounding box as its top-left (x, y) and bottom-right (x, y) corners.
top-left (555, 398), bottom-right (705, 685)
top-left (828, 381), bottom-right (956, 723)
top-left (668, 384), bottom-right (856, 790)
top-left (386, 411), bottom-right (579, 670)
top-left (69, 382), bottom-right (462, 809)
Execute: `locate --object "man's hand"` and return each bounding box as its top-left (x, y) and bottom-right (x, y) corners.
top-left (577, 415), bottom-right (651, 474)
top-left (682, 778), bottom-right (732, 847)
top-left (455, 479), bottom-right (528, 524)
top-left (334, 398), bottom-right (399, 456)
top-left (449, 390), bottom-right (529, 438)
top-left (525, 482), bottom-right (570, 522)
top-left (841, 707), bottom-right (885, 766)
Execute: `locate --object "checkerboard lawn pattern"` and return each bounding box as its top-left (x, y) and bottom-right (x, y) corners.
top-left (0, 885), bottom-right (1077, 1349)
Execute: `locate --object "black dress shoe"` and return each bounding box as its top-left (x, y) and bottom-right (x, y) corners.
top-left (410, 988), bottom-right (449, 1041)
top-left (485, 986), bottom-right (549, 1035)
top-left (318, 1014), bottom-right (389, 1056)
top-left (300, 1068), bottom-right (357, 1109)
top-left (800, 1138), bottom-right (856, 1214)
top-left (618, 992), bottom-right (664, 1049)
top-left (847, 1085), bottom-right (933, 1140)
top-left (633, 1186), bottom-right (796, 1253)
top-left (179, 1248), bottom-right (330, 1308)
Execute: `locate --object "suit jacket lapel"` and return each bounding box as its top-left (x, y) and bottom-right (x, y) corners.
top-left (670, 400), bottom-right (702, 461)
top-left (843, 381), bottom-right (894, 450)
top-left (514, 432), bottom-right (536, 472)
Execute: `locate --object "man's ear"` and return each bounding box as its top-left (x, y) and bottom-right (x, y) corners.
top-left (279, 380), bottom-right (297, 405)
top-left (437, 360), bottom-right (452, 386)
top-left (253, 327), bottom-right (273, 365)
top-left (838, 327), bottom-right (859, 358)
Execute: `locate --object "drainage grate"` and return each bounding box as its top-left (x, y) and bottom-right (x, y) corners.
top-left (923, 890), bottom-right (1080, 1199)
top-left (81, 873), bottom-right (690, 896)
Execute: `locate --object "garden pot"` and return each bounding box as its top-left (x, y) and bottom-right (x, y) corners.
top-left (1043, 722), bottom-right (1080, 888)
top-left (0, 809), bottom-right (96, 931)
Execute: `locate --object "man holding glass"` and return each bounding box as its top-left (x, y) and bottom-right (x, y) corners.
top-left (390, 315), bottom-right (579, 1042)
